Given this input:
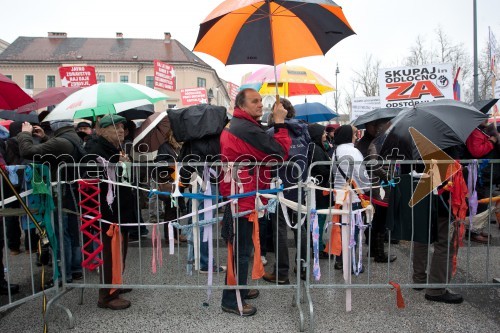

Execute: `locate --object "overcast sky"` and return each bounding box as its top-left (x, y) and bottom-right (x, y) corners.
top-left (1, 0), bottom-right (499, 111)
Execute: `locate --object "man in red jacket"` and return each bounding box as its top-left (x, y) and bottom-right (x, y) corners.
top-left (220, 88), bottom-right (290, 316)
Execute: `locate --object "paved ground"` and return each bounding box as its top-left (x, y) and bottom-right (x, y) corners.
top-left (1, 223), bottom-right (499, 332)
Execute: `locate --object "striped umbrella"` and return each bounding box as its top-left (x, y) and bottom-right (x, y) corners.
top-left (240, 64), bottom-right (334, 97)
top-left (43, 83), bottom-right (168, 121)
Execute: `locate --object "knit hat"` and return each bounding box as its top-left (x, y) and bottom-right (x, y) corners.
top-left (76, 121), bottom-right (91, 130)
top-left (99, 114), bottom-right (127, 128)
top-left (49, 120), bottom-right (74, 132)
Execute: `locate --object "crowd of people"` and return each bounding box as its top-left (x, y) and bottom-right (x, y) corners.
top-left (1, 88), bottom-right (498, 316)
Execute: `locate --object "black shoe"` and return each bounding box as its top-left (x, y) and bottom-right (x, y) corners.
top-left (244, 289), bottom-right (259, 300)
top-left (318, 251), bottom-right (330, 260)
top-left (44, 279), bottom-right (63, 289)
top-left (374, 254), bottom-right (397, 263)
top-left (118, 288), bottom-right (133, 294)
top-left (72, 272), bottom-right (83, 280)
top-left (334, 261), bottom-right (343, 270)
top-left (293, 267), bottom-right (307, 281)
top-left (425, 290), bottom-right (463, 304)
top-left (0, 280), bottom-right (19, 295)
top-left (221, 304), bottom-right (257, 316)
top-left (413, 288), bottom-right (424, 291)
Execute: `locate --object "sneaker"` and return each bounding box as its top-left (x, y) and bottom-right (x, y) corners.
top-left (425, 290), bottom-right (463, 304)
top-left (97, 297), bottom-right (131, 310)
top-left (200, 266), bottom-right (227, 274)
top-left (262, 272), bottom-right (290, 285)
top-left (261, 256), bottom-right (268, 266)
top-left (221, 304), bottom-right (257, 317)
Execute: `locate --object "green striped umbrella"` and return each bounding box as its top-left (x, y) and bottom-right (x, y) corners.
top-left (43, 83), bottom-right (168, 121)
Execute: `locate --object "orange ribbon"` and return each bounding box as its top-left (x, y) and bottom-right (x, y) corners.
top-left (248, 211), bottom-right (265, 280)
top-left (106, 223), bottom-right (123, 295)
top-left (389, 281), bottom-right (405, 309)
top-left (324, 204), bottom-right (342, 256)
top-left (226, 242), bottom-right (237, 285)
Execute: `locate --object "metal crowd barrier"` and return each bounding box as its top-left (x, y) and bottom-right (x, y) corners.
top-left (2, 159), bottom-right (499, 332)
top-left (0, 164), bottom-right (62, 322)
top-left (305, 159), bottom-right (500, 332)
top-left (47, 161), bottom-right (307, 331)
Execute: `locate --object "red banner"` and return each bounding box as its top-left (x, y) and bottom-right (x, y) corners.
top-left (58, 66), bottom-right (97, 87)
top-left (227, 82), bottom-right (239, 102)
top-left (154, 60), bottom-right (176, 91)
top-left (181, 87), bottom-right (207, 106)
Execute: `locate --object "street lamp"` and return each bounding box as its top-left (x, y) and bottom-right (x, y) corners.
top-left (207, 88), bottom-right (214, 105)
top-left (335, 63), bottom-right (340, 114)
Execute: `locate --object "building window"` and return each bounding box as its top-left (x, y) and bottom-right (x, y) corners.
top-left (97, 74), bottom-right (106, 83)
top-left (47, 75), bottom-right (56, 88)
top-left (120, 75), bottom-right (129, 83)
top-left (146, 76), bottom-right (154, 88)
top-left (25, 75), bottom-right (34, 89)
top-left (197, 77), bottom-right (206, 88)
top-left (5, 75), bottom-right (12, 80)
top-left (167, 104), bottom-right (177, 109)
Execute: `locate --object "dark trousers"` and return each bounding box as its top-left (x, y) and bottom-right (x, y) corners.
top-left (221, 216), bottom-right (253, 308)
top-left (0, 220), bottom-right (5, 282)
top-left (413, 216), bottom-right (454, 296)
top-left (269, 207), bottom-right (307, 278)
top-left (98, 222), bottom-right (129, 303)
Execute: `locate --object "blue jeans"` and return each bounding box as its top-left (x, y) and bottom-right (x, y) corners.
top-left (55, 185), bottom-right (82, 281)
top-left (221, 216), bottom-right (254, 308)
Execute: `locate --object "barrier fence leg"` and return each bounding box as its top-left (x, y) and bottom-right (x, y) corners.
top-left (44, 288), bottom-right (75, 329)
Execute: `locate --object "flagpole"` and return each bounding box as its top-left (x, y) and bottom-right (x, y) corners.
top-left (473, 0), bottom-right (479, 102)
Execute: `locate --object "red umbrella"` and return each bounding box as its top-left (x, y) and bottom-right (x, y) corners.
top-left (0, 73), bottom-right (35, 110)
top-left (17, 86), bottom-right (82, 113)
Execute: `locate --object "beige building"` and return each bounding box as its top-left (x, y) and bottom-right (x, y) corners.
top-left (0, 32), bottom-right (231, 110)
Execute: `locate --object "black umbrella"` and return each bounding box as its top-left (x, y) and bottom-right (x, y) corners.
top-left (352, 107), bottom-right (402, 129)
top-left (0, 110), bottom-right (39, 123)
top-left (471, 99), bottom-right (499, 114)
top-left (380, 99), bottom-right (487, 160)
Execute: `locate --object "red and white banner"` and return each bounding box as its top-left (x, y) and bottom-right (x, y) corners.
top-left (227, 82), bottom-right (239, 102)
top-left (378, 63), bottom-right (454, 108)
top-left (58, 66), bottom-right (97, 87)
top-left (154, 60), bottom-right (176, 91)
top-left (181, 87), bottom-right (207, 106)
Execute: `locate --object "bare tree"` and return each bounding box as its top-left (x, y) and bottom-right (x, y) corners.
top-left (405, 35), bottom-right (430, 66)
top-left (351, 54), bottom-right (380, 97)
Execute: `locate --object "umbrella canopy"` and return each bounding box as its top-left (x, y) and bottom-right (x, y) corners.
top-left (43, 83), bottom-right (168, 122)
top-left (352, 107), bottom-right (402, 129)
top-left (119, 104), bottom-right (155, 120)
top-left (193, 0), bottom-right (355, 66)
top-left (240, 64), bottom-right (334, 97)
top-left (0, 73), bottom-right (35, 110)
top-left (380, 99), bottom-right (487, 160)
top-left (471, 99), bottom-right (499, 114)
top-left (133, 111), bottom-right (170, 154)
top-left (17, 86), bottom-right (82, 113)
top-left (0, 110), bottom-right (39, 124)
top-left (0, 120), bottom-right (13, 131)
top-left (294, 102), bottom-right (337, 123)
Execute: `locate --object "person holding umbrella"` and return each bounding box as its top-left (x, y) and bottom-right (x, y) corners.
top-left (219, 88), bottom-right (290, 317)
top-left (82, 114), bottom-right (135, 310)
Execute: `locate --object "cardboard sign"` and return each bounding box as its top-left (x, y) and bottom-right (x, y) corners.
top-left (181, 87), bottom-right (207, 106)
top-left (351, 96), bottom-right (381, 122)
top-left (378, 63), bottom-right (454, 108)
top-left (154, 60), bottom-right (176, 91)
top-left (227, 82), bottom-right (239, 102)
top-left (59, 66), bottom-right (97, 87)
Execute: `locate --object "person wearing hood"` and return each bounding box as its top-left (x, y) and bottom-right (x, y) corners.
top-left (262, 99), bottom-right (309, 285)
top-left (17, 119), bottom-right (84, 286)
top-left (307, 123), bottom-right (333, 260)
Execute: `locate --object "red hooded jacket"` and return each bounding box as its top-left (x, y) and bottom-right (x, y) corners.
top-left (220, 108), bottom-right (291, 213)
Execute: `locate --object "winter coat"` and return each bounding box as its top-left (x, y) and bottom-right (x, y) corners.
top-left (307, 124), bottom-right (332, 209)
top-left (83, 136), bottom-right (138, 224)
top-left (267, 118), bottom-right (310, 202)
top-left (220, 107), bottom-right (291, 214)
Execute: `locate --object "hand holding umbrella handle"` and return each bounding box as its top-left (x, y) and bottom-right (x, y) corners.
top-left (273, 102), bottom-right (287, 124)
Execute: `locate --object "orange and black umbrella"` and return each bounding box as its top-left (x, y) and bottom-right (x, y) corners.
top-left (193, 0), bottom-right (354, 66)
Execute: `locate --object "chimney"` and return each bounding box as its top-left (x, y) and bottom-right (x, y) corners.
top-left (164, 32), bottom-right (171, 44)
top-left (48, 32), bottom-right (67, 38)
top-left (116, 32), bottom-right (123, 38)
